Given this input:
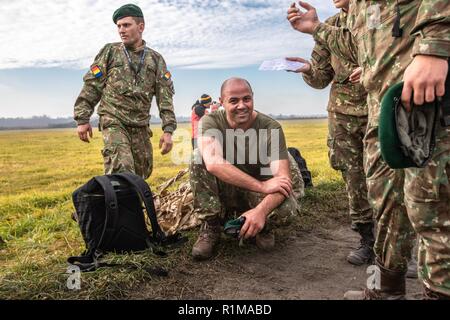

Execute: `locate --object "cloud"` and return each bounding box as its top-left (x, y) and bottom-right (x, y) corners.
top-left (0, 0), bottom-right (336, 70)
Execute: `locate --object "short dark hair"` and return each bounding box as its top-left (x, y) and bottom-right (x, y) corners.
top-left (220, 78), bottom-right (253, 97)
top-left (132, 17), bottom-right (145, 25)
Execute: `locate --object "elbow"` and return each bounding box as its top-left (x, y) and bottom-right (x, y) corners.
top-left (315, 82), bottom-right (330, 89)
top-left (307, 82), bottom-right (329, 90)
top-left (205, 162), bottom-right (218, 175)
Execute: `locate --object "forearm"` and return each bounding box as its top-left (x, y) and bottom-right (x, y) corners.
top-left (302, 43), bottom-right (334, 89)
top-left (159, 106), bottom-right (177, 133)
top-left (256, 192), bottom-right (286, 217)
top-left (73, 88), bottom-right (99, 125)
top-left (302, 67), bottom-right (333, 89)
top-left (411, 0), bottom-right (450, 58)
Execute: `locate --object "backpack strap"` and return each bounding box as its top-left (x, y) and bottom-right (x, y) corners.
top-left (113, 173), bottom-right (166, 242)
top-left (441, 59), bottom-right (450, 127)
top-left (67, 249), bottom-right (103, 272)
top-left (93, 175), bottom-right (120, 249)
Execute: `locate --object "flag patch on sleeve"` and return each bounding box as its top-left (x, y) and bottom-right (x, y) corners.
top-left (91, 65), bottom-right (103, 78)
top-left (163, 71), bottom-right (171, 81)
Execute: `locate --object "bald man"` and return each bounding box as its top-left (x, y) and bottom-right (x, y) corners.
top-left (189, 78), bottom-right (304, 260)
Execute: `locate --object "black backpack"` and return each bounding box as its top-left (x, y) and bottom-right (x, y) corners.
top-left (69, 173), bottom-right (182, 272)
top-left (288, 147), bottom-right (313, 188)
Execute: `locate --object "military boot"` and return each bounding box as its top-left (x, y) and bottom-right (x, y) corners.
top-left (192, 219), bottom-right (221, 260)
top-left (346, 222), bottom-right (375, 266)
top-left (344, 260), bottom-right (406, 300)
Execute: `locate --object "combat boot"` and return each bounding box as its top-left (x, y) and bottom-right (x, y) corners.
top-left (192, 219), bottom-right (221, 260)
top-left (344, 260), bottom-right (406, 300)
top-left (346, 222), bottom-right (375, 266)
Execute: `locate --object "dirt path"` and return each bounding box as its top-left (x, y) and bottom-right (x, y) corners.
top-left (133, 225), bottom-right (422, 300)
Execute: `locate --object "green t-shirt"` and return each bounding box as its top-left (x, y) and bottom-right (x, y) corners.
top-left (199, 109), bottom-right (289, 180)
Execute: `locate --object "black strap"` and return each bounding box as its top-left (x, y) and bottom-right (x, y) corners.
top-left (93, 176), bottom-right (120, 249)
top-left (123, 46), bottom-right (147, 81)
top-left (441, 59), bottom-right (450, 127)
top-left (392, 1), bottom-right (403, 38)
top-left (113, 173), bottom-right (166, 242)
top-left (68, 250), bottom-right (103, 272)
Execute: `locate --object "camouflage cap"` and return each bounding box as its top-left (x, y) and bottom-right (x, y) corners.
top-left (113, 4), bottom-right (144, 24)
top-left (379, 82), bottom-right (439, 169)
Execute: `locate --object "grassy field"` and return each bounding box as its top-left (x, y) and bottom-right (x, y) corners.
top-left (0, 119), bottom-right (346, 299)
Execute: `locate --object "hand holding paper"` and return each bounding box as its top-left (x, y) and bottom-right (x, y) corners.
top-left (259, 58), bottom-right (305, 72)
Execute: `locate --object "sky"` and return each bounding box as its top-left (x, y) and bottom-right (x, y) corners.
top-left (0, 0), bottom-right (338, 118)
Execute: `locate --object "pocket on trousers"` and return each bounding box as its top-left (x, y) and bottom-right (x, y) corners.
top-left (405, 166), bottom-right (442, 202)
top-left (327, 137), bottom-right (346, 171)
top-left (101, 146), bottom-right (115, 167)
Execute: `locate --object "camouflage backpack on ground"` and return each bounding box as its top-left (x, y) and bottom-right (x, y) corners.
top-left (154, 168), bottom-right (201, 236)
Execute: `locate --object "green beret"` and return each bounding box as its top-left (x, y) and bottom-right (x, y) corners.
top-left (113, 4), bottom-right (144, 24)
top-left (379, 81), bottom-right (439, 169)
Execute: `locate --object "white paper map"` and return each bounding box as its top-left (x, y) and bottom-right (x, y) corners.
top-left (259, 58), bottom-right (304, 71)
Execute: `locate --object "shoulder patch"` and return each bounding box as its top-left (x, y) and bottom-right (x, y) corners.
top-left (163, 71), bottom-right (172, 81)
top-left (91, 65), bottom-right (103, 78)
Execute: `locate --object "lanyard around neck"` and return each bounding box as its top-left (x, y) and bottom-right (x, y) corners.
top-left (123, 46), bottom-right (147, 80)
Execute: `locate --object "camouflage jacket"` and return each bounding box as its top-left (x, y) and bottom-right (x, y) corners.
top-left (303, 10), bottom-right (368, 116)
top-left (74, 41), bottom-right (177, 133)
top-left (312, 0), bottom-right (450, 126)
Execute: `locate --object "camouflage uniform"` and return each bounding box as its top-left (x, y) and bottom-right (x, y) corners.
top-left (190, 149), bottom-right (304, 230)
top-left (302, 11), bottom-right (372, 226)
top-left (74, 41), bottom-right (177, 179)
top-left (313, 0), bottom-right (450, 296)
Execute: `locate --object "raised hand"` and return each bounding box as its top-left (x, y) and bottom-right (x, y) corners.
top-left (287, 1), bottom-right (320, 35)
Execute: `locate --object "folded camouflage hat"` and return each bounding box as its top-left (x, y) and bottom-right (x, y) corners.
top-left (113, 4), bottom-right (144, 24)
top-left (379, 82), bottom-right (439, 169)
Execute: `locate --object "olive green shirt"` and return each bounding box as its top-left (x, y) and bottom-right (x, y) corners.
top-left (200, 109), bottom-right (289, 180)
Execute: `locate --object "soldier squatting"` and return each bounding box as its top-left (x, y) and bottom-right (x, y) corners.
top-left (73, 2), bottom-right (450, 300)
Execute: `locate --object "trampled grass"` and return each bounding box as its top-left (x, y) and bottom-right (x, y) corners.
top-left (0, 120), bottom-right (346, 299)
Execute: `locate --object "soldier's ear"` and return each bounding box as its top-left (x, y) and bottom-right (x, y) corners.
top-left (138, 21), bottom-right (145, 33)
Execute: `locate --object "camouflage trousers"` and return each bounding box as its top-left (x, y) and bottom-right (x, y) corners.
top-left (99, 115), bottom-right (153, 179)
top-left (364, 119), bottom-right (450, 296)
top-left (327, 112), bottom-right (372, 225)
top-left (189, 149), bottom-right (304, 231)
top-left (404, 126), bottom-right (450, 296)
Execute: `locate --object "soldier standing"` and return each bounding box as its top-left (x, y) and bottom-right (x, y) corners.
top-left (73, 4), bottom-right (177, 179)
top-left (287, 0), bottom-right (449, 299)
top-left (287, 0), bottom-right (374, 266)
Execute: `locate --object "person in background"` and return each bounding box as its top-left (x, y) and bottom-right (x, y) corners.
top-left (191, 94), bottom-right (213, 149)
